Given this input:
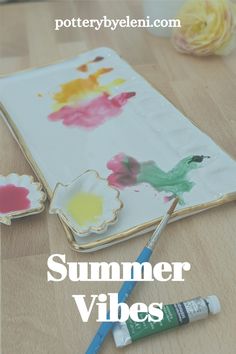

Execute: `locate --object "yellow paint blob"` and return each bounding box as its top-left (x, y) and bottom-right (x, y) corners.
top-left (67, 192), bottom-right (103, 226)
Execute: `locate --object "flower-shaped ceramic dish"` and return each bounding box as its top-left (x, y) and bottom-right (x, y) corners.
top-left (49, 170), bottom-right (123, 237)
top-left (0, 173), bottom-right (46, 225)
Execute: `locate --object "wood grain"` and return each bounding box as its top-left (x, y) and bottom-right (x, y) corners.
top-left (1, 1), bottom-right (236, 353)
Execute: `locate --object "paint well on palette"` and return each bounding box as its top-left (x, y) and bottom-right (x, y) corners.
top-left (107, 154), bottom-right (210, 204)
top-left (67, 192), bottom-right (103, 226)
top-left (49, 92), bottom-right (135, 129)
top-left (0, 184), bottom-right (31, 214)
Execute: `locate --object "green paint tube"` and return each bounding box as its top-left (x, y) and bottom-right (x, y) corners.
top-left (113, 295), bottom-right (220, 348)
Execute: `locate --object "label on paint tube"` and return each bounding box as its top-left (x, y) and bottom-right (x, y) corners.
top-left (113, 295), bottom-right (221, 348)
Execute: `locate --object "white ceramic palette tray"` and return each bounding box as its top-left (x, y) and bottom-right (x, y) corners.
top-left (0, 47), bottom-right (236, 252)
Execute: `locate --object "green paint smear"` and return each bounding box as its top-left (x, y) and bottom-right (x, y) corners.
top-left (67, 192), bottom-right (103, 226)
top-left (137, 157), bottom-right (202, 204)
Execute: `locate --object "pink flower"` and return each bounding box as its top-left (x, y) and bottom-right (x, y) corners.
top-left (107, 154), bottom-right (140, 189)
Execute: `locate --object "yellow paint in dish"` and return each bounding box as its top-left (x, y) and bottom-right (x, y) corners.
top-left (67, 192), bottom-right (103, 226)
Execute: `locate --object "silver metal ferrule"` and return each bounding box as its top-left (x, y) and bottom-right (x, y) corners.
top-left (146, 214), bottom-right (170, 250)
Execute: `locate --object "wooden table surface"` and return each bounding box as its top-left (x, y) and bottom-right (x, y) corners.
top-left (1, 1), bottom-right (236, 353)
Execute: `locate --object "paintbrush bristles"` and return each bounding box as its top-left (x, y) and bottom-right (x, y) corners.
top-left (167, 197), bottom-right (179, 216)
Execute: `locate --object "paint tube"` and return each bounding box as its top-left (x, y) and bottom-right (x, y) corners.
top-left (113, 295), bottom-right (220, 348)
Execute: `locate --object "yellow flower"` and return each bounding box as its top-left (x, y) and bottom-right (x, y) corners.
top-left (172, 0), bottom-right (236, 56)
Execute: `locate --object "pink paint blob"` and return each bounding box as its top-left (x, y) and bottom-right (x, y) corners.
top-left (107, 153), bottom-right (140, 189)
top-left (163, 195), bottom-right (174, 203)
top-left (48, 92), bottom-right (136, 129)
top-left (0, 184), bottom-right (31, 214)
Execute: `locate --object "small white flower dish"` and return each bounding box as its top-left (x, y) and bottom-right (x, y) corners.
top-left (0, 173), bottom-right (46, 225)
top-left (49, 170), bottom-right (123, 237)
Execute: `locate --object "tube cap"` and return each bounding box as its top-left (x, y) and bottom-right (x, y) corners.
top-left (113, 322), bottom-right (132, 348)
top-left (206, 295), bottom-right (221, 315)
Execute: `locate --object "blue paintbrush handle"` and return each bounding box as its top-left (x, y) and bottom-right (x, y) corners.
top-left (136, 246), bottom-right (153, 264)
top-left (85, 246), bottom-right (152, 354)
top-left (118, 246), bottom-right (153, 303)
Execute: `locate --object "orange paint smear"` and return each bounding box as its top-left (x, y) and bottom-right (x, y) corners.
top-left (52, 67), bottom-right (125, 108)
top-left (78, 64), bottom-right (88, 72)
top-left (77, 56), bottom-right (104, 72)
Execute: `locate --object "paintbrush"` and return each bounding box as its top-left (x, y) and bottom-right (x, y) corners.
top-left (85, 197), bottom-right (179, 354)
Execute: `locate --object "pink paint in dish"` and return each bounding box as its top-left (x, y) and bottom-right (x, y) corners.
top-left (0, 184), bottom-right (31, 214)
top-left (48, 92), bottom-right (136, 129)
